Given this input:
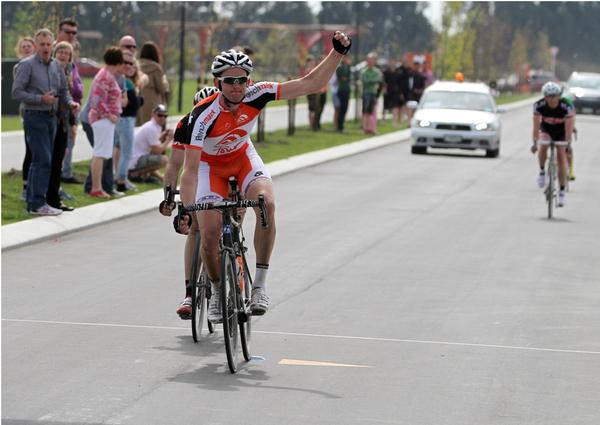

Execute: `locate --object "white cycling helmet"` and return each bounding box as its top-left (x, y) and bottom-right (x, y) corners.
top-left (194, 86), bottom-right (218, 104)
top-left (211, 49), bottom-right (253, 76)
top-left (542, 81), bottom-right (562, 97)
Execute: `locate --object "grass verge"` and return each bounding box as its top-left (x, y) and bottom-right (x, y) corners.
top-left (2, 118), bottom-right (406, 225)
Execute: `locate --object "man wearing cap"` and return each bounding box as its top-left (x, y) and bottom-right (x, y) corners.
top-left (128, 104), bottom-right (171, 183)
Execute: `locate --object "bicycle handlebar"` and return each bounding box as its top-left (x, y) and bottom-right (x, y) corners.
top-left (184, 194), bottom-right (269, 227)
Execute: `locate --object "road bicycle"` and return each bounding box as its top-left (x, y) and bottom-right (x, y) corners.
top-left (164, 186), bottom-right (214, 342)
top-left (185, 177), bottom-right (268, 373)
top-left (538, 140), bottom-right (569, 219)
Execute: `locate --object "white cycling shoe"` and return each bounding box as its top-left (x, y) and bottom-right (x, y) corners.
top-left (558, 190), bottom-right (566, 207)
top-left (537, 172), bottom-right (546, 189)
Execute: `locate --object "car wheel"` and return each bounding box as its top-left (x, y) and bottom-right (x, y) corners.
top-left (485, 148), bottom-right (500, 158)
top-left (411, 146), bottom-right (427, 155)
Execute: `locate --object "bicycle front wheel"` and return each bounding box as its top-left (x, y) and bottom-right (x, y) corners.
top-left (221, 251), bottom-right (239, 373)
top-left (547, 162), bottom-right (555, 219)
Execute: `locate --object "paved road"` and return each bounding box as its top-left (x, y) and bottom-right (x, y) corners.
top-left (3, 108), bottom-right (600, 424)
top-left (1, 99), bottom-right (361, 172)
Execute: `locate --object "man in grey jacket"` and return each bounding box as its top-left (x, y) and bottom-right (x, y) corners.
top-left (12, 28), bottom-right (80, 215)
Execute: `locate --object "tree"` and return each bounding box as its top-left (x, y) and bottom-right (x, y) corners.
top-left (508, 30), bottom-right (528, 75)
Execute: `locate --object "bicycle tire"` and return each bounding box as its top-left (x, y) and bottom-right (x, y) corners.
top-left (238, 254), bottom-right (252, 361)
top-left (190, 234), bottom-right (206, 342)
top-left (547, 160), bottom-right (555, 219)
top-left (221, 251), bottom-right (239, 373)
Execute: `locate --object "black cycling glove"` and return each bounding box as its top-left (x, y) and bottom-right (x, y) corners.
top-left (173, 209), bottom-right (192, 234)
top-left (332, 33), bottom-right (351, 55)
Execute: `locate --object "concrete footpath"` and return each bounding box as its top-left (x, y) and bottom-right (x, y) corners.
top-left (1, 96), bottom-right (534, 251)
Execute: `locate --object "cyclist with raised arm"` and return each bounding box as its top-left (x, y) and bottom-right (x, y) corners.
top-left (159, 87), bottom-right (219, 319)
top-left (531, 81), bottom-right (574, 207)
top-left (178, 31), bottom-right (351, 323)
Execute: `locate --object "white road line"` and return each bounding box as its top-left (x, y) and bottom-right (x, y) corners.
top-left (3, 318), bottom-right (599, 356)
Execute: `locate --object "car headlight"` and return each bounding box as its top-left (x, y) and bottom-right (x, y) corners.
top-left (475, 122), bottom-right (489, 131)
top-left (417, 119), bottom-right (431, 128)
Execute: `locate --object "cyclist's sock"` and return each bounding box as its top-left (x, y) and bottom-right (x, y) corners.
top-left (185, 279), bottom-right (191, 298)
top-left (253, 263), bottom-right (269, 290)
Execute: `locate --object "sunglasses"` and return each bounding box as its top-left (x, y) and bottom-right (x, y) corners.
top-left (156, 114), bottom-right (168, 118)
top-left (62, 29), bottom-right (77, 35)
top-left (123, 61), bottom-right (135, 66)
top-left (218, 76), bottom-right (249, 85)
top-left (123, 44), bottom-right (137, 49)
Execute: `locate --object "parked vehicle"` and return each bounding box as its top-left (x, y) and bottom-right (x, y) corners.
top-left (76, 57), bottom-right (101, 78)
top-left (408, 81), bottom-right (503, 158)
top-left (564, 71), bottom-right (600, 114)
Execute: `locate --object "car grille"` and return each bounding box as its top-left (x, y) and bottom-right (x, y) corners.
top-left (436, 124), bottom-right (471, 131)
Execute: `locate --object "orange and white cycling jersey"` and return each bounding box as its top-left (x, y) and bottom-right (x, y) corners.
top-left (184, 82), bottom-right (281, 164)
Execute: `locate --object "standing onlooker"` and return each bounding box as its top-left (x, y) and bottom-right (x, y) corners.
top-left (56, 17), bottom-right (78, 45)
top-left (88, 47), bottom-right (125, 198)
top-left (407, 55), bottom-right (427, 120)
top-left (335, 55), bottom-right (352, 133)
top-left (137, 42), bottom-right (169, 125)
top-left (45, 41), bottom-right (76, 211)
top-left (383, 58), bottom-right (402, 125)
top-left (361, 51), bottom-right (383, 135)
top-left (114, 51), bottom-right (145, 192)
top-left (119, 35), bottom-right (137, 55)
top-left (14, 36), bottom-right (36, 201)
top-left (329, 71), bottom-right (340, 130)
top-left (11, 28), bottom-right (79, 215)
top-left (60, 40), bottom-right (84, 185)
top-left (128, 104), bottom-right (171, 183)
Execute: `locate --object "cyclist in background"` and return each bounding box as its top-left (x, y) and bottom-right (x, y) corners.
top-left (178, 31), bottom-right (352, 323)
top-left (159, 87), bottom-right (219, 319)
top-left (531, 81), bottom-right (574, 207)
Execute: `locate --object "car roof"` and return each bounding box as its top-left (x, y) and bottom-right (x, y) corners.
top-left (425, 81), bottom-right (492, 95)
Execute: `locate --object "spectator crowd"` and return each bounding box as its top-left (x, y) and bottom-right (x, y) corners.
top-left (11, 17), bottom-right (173, 215)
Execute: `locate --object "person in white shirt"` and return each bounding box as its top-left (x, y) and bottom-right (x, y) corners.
top-left (128, 104), bottom-right (171, 183)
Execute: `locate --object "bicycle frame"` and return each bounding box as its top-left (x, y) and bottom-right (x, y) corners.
top-left (538, 140), bottom-right (568, 219)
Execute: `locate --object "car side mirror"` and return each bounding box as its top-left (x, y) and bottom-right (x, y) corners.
top-left (407, 100), bottom-right (418, 110)
top-left (496, 107), bottom-right (506, 114)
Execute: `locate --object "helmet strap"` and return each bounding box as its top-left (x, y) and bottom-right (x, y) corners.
top-left (217, 81), bottom-right (244, 107)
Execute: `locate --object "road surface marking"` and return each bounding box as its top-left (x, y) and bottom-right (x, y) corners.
top-left (279, 359), bottom-right (371, 368)
top-left (4, 318), bottom-right (599, 356)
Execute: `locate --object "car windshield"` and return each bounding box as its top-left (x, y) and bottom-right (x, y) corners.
top-left (420, 91), bottom-right (495, 112)
top-left (568, 76), bottom-right (600, 89)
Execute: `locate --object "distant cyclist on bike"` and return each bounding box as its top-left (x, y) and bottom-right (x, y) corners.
top-left (531, 81), bottom-right (574, 207)
top-left (178, 31), bottom-right (352, 323)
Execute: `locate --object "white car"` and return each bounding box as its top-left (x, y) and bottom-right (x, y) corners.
top-left (409, 81), bottom-right (503, 157)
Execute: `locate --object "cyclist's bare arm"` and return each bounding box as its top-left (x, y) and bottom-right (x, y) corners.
top-left (180, 148), bottom-right (201, 208)
top-left (565, 115), bottom-right (574, 142)
top-left (279, 31), bottom-right (350, 100)
top-left (164, 149), bottom-right (185, 190)
top-left (532, 114), bottom-right (541, 141)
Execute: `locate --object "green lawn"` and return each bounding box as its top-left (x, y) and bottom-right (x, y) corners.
top-left (2, 118), bottom-right (406, 225)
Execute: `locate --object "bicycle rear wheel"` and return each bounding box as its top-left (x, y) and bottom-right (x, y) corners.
top-left (221, 251), bottom-right (239, 373)
top-left (190, 234), bottom-right (207, 342)
top-left (238, 254), bottom-right (252, 361)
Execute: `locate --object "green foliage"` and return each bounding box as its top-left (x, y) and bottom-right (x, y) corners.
top-left (508, 30), bottom-right (528, 75)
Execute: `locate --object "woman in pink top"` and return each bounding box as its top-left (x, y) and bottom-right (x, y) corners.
top-left (88, 47), bottom-right (126, 198)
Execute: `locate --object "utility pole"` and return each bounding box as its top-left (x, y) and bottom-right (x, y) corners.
top-left (354, 2), bottom-right (361, 121)
top-left (177, 3), bottom-right (186, 113)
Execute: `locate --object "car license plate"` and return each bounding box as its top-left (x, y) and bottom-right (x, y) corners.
top-left (583, 107), bottom-right (593, 113)
top-left (444, 135), bottom-right (462, 143)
